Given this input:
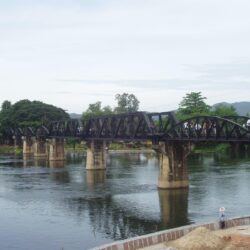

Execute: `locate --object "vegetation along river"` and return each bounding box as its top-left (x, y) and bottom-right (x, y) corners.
top-left (0, 150), bottom-right (250, 249)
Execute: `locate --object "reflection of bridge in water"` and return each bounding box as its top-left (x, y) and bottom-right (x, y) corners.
top-left (3, 112), bottom-right (250, 189)
top-left (57, 164), bottom-right (189, 240)
top-left (72, 188), bottom-right (189, 240)
top-left (17, 154), bottom-right (190, 241)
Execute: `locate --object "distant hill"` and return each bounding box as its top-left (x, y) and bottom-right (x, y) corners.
top-left (69, 113), bottom-right (82, 119)
top-left (213, 102), bottom-right (250, 116)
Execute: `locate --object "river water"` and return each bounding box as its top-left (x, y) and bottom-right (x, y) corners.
top-left (0, 150), bottom-right (250, 249)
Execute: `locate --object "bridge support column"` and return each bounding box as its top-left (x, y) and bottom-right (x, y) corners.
top-left (33, 138), bottom-right (48, 158)
top-left (22, 136), bottom-right (34, 155)
top-left (48, 138), bottom-right (65, 161)
top-left (157, 142), bottom-right (192, 189)
top-left (86, 140), bottom-right (107, 170)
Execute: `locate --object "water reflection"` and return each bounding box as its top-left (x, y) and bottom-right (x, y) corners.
top-left (158, 189), bottom-right (189, 228)
top-left (0, 151), bottom-right (250, 249)
top-left (61, 164), bottom-right (190, 241)
top-left (50, 169), bottom-right (70, 184)
top-left (22, 154), bottom-right (34, 167)
top-left (49, 160), bottom-right (65, 168)
top-left (213, 150), bottom-right (250, 164)
top-left (22, 154), bottom-right (33, 162)
top-left (63, 188), bottom-right (190, 241)
top-left (86, 170), bottom-right (106, 190)
top-left (65, 151), bottom-right (85, 163)
top-left (33, 158), bottom-right (48, 167)
top-left (108, 152), bottom-right (155, 168)
top-left (22, 151), bottom-right (83, 168)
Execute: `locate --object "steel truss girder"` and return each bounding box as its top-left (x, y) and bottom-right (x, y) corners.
top-left (160, 116), bottom-right (250, 142)
top-left (3, 113), bottom-right (250, 143)
top-left (83, 112), bottom-right (156, 140)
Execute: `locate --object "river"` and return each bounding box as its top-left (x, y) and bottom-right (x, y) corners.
top-left (0, 150), bottom-right (250, 249)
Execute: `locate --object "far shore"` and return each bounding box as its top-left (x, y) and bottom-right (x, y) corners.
top-left (0, 144), bottom-right (155, 156)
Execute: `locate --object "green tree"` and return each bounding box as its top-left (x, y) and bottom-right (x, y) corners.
top-left (211, 104), bottom-right (238, 116)
top-left (176, 92), bottom-right (210, 120)
top-left (82, 101), bottom-right (113, 120)
top-left (114, 93), bottom-right (140, 113)
top-left (0, 99), bottom-right (69, 131)
top-left (1, 100), bottom-right (11, 110)
top-left (102, 105), bottom-right (113, 114)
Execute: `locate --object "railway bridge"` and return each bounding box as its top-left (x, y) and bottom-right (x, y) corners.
top-left (3, 112), bottom-right (250, 189)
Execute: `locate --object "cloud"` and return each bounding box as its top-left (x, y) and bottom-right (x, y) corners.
top-left (0, 0), bottom-right (250, 112)
top-left (188, 60), bottom-right (250, 81)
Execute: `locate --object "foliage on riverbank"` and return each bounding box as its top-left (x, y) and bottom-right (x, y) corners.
top-left (109, 142), bottom-right (150, 150)
top-left (0, 100), bottom-right (69, 140)
top-left (194, 143), bottom-right (250, 154)
top-left (194, 143), bottom-right (231, 153)
top-left (1, 140), bottom-right (248, 156)
top-left (65, 140), bottom-right (151, 151)
top-left (176, 91), bottom-right (239, 120)
top-left (64, 139), bottom-right (85, 151)
top-left (0, 145), bottom-right (22, 155)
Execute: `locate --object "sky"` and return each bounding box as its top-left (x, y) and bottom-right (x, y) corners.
top-left (0, 0), bottom-right (250, 113)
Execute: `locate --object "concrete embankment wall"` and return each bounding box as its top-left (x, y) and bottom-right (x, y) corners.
top-left (89, 215), bottom-right (250, 250)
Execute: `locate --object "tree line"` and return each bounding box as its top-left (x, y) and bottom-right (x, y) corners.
top-left (0, 100), bottom-right (69, 135)
top-left (0, 92), bottom-right (240, 136)
top-left (82, 91), bottom-right (239, 120)
top-left (0, 93), bottom-right (140, 136)
top-left (82, 93), bottom-right (139, 120)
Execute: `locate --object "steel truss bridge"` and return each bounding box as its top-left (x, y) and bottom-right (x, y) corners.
top-left (3, 112), bottom-right (250, 144)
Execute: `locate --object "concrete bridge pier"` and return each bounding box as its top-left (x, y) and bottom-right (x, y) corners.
top-left (86, 140), bottom-right (108, 170)
top-left (22, 136), bottom-right (34, 155)
top-left (157, 142), bottom-right (192, 189)
top-left (33, 138), bottom-right (48, 158)
top-left (48, 138), bottom-right (65, 161)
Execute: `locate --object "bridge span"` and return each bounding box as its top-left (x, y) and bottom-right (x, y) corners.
top-left (2, 112), bottom-right (250, 189)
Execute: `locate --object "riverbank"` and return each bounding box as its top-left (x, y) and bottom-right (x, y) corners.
top-left (0, 143), bottom-right (153, 155)
top-left (3, 140), bottom-right (249, 156)
top-left (143, 225), bottom-right (250, 250)
top-left (108, 149), bottom-right (154, 154)
top-left (90, 215), bottom-right (250, 250)
top-left (0, 145), bottom-right (22, 155)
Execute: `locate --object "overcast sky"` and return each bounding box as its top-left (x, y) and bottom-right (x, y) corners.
top-left (0, 0), bottom-right (250, 113)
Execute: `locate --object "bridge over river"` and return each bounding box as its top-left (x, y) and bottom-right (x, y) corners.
top-left (3, 112), bottom-right (250, 189)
